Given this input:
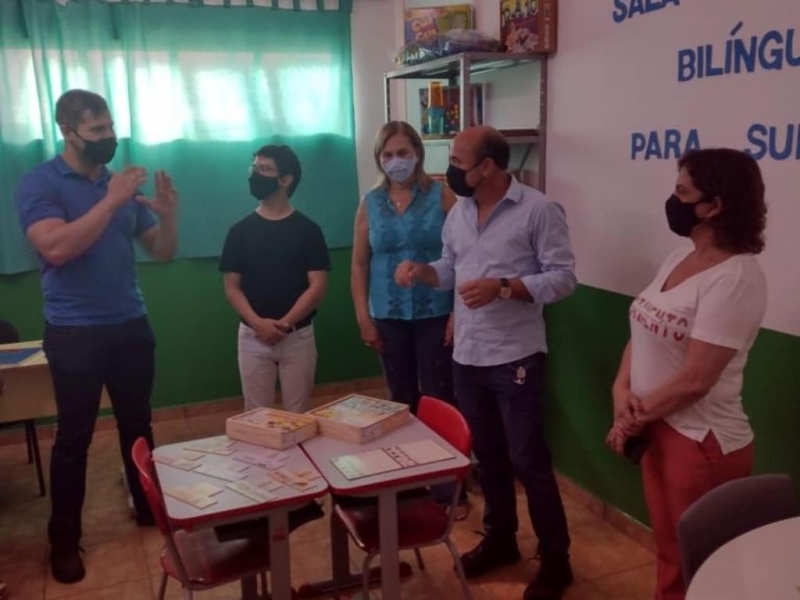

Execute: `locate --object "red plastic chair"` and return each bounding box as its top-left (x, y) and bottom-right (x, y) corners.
top-left (333, 396), bottom-right (474, 599)
top-left (131, 438), bottom-right (271, 600)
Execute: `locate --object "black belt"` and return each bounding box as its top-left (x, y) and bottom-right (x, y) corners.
top-left (242, 317), bottom-right (312, 332)
top-left (287, 317), bottom-right (313, 332)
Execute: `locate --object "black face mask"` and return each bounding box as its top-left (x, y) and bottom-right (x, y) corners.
top-left (446, 161), bottom-right (483, 197)
top-left (249, 173), bottom-right (281, 201)
top-left (77, 135), bottom-right (117, 165)
top-left (665, 194), bottom-right (713, 237)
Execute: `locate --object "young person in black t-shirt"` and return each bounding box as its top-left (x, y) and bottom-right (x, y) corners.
top-left (220, 145), bottom-right (330, 413)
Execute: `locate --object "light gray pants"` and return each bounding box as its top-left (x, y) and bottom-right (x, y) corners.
top-left (237, 323), bottom-right (317, 413)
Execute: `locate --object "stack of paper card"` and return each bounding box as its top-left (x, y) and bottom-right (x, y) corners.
top-left (269, 467), bottom-right (322, 491)
top-left (227, 480), bottom-right (279, 503)
top-left (185, 436), bottom-right (237, 456)
top-left (234, 448), bottom-right (289, 470)
top-left (194, 463), bottom-right (249, 482)
top-left (154, 449), bottom-right (206, 471)
top-left (164, 482), bottom-right (223, 509)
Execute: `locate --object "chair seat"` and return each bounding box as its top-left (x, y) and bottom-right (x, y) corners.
top-left (335, 496), bottom-right (450, 552)
top-left (160, 528), bottom-right (270, 587)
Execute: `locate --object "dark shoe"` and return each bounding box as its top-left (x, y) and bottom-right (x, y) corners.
top-left (459, 532), bottom-right (521, 579)
top-left (135, 511), bottom-right (156, 527)
top-left (523, 559), bottom-right (573, 600)
top-left (50, 545), bottom-right (85, 584)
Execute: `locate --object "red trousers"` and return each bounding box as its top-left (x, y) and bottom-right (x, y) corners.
top-left (641, 420), bottom-right (754, 600)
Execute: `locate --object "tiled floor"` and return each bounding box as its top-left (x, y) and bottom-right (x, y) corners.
top-left (0, 396), bottom-right (655, 600)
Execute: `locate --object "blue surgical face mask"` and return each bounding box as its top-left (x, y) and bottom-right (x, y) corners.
top-left (382, 155), bottom-right (418, 183)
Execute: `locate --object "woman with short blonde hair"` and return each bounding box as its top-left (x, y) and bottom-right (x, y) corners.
top-left (350, 120), bottom-right (468, 516)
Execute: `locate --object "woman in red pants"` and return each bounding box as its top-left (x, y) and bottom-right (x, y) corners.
top-left (606, 148), bottom-right (768, 600)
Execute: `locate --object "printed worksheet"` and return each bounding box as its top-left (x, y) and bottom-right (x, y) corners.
top-left (384, 440), bottom-right (454, 466)
top-left (332, 449), bottom-right (404, 480)
top-left (332, 440), bottom-right (455, 479)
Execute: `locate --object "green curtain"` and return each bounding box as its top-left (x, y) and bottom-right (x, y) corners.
top-left (0, 0), bottom-right (358, 275)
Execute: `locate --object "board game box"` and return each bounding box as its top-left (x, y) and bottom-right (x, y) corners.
top-left (403, 4), bottom-right (474, 45)
top-left (500, 0), bottom-right (558, 54)
top-left (307, 394), bottom-right (410, 444)
top-left (225, 407), bottom-right (318, 450)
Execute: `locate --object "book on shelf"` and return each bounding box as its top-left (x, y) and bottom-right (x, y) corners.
top-left (0, 346), bottom-right (40, 366)
top-left (225, 407), bottom-right (318, 450)
top-left (419, 83), bottom-right (485, 138)
top-left (306, 394), bottom-right (410, 444)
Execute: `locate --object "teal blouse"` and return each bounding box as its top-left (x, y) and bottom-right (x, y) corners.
top-left (366, 181), bottom-right (454, 320)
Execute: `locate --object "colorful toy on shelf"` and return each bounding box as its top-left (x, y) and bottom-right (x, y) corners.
top-left (419, 84), bottom-right (484, 138)
top-left (403, 4), bottom-right (473, 45)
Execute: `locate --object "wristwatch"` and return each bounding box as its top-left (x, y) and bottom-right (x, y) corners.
top-left (499, 278), bottom-right (512, 300)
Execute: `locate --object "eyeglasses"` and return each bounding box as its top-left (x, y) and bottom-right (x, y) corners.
top-left (248, 165), bottom-right (278, 177)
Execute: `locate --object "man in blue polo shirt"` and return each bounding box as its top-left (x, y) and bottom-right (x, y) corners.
top-left (396, 126), bottom-right (576, 600)
top-left (14, 89), bottom-right (178, 584)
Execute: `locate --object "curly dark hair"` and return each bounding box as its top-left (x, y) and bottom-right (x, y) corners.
top-left (678, 148), bottom-right (767, 254)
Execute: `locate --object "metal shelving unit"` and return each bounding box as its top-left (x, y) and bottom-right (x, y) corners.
top-left (383, 51), bottom-right (548, 191)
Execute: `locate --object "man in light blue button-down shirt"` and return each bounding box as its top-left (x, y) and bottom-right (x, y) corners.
top-left (396, 126), bottom-right (576, 600)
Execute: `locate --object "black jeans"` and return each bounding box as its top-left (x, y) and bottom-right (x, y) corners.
top-left (44, 316), bottom-right (156, 547)
top-left (374, 316), bottom-right (454, 414)
top-left (374, 316), bottom-right (466, 506)
top-left (454, 353), bottom-right (570, 561)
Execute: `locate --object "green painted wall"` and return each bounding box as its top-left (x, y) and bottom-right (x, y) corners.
top-left (2, 255), bottom-right (798, 526)
top-left (0, 249), bottom-right (383, 408)
top-left (544, 284), bottom-right (800, 524)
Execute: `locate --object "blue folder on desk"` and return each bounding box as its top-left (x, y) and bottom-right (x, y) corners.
top-left (0, 347), bottom-right (41, 366)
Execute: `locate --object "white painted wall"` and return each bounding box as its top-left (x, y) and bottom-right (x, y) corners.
top-left (546, 0), bottom-right (800, 335)
top-left (351, 0), bottom-right (402, 197)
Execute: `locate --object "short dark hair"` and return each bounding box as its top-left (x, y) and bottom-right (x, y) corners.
top-left (678, 148), bottom-right (767, 254)
top-left (476, 130), bottom-right (511, 170)
top-left (55, 90), bottom-right (110, 131)
top-left (254, 144), bottom-right (302, 197)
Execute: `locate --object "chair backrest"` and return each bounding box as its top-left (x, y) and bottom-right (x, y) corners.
top-left (677, 473), bottom-right (798, 586)
top-left (418, 396), bottom-right (472, 457)
top-left (131, 437), bottom-right (173, 537)
top-left (132, 437), bottom-right (196, 585)
top-left (0, 321), bottom-right (20, 345)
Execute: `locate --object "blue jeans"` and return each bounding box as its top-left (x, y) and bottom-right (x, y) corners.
top-left (374, 316), bottom-right (466, 506)
top-left (454, 353), bottom-right (570, 560)
top-left (44, 317), bottom-right (156, 546)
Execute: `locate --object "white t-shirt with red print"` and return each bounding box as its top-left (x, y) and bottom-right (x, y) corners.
top-left (629, 248), bottom-right (767, 455)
